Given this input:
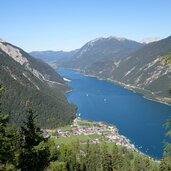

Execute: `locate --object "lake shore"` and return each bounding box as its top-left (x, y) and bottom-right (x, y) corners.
top-left (59, 67), bottom-right (171, 106)
top-left (45, 117), bottom-right (159, 162)
top-left (56, 68), bottom-right (171, 159)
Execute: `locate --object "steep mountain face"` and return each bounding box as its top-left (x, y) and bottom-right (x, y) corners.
top-left (52, 36), bottom-right (171, 103)
top-left (0, 39), bottom-right (76, 128)
top-left (58, 37), bottom-right (143, 69)
top-left (79, 36), bottom-right (171, 102)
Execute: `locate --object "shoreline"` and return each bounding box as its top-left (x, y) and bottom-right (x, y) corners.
top-left (59, 67), bottom-right (171, 106)
top-left (57, 67), bottom-right (167, 160)
top-left (46, 117), bottom-right (159, 162)
top-left (75, 117), bottom-right (157, 160)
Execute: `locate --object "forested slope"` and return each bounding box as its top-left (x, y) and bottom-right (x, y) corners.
top-left (0, 40), bottom-right (76, 128)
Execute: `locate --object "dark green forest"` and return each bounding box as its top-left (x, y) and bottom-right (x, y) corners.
top-left (0, 46), bottom-right (76, 128)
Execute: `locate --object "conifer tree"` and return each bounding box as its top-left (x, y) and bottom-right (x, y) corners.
top-left (159, 155), bottom-right (171, 171)
top-left (83, 141), bottom-right (99, 171)
top-left (101, 144), bottom-right (113, 171)
top-left (0, 85), bottom-right (16, 170)
top-left (160, 117), bottom-right (171, 171)
top-left (164, 117), bottom-right (171, 157)
top-left (17, 108), bottom-right (50, 171)
top-left (134, 155), bottom-right (152, 171)
top-left (49, 161), bottom-right (67, 171)
top-left (0, 114), bottom-right (15, 170)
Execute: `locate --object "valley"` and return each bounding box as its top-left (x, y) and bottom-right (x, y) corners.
top-left (1, 1), bottom-right (171, 170)
top-left (0, 40), bottom-right (76, 128)
top-left (31, 36), bottom-right (171, 105)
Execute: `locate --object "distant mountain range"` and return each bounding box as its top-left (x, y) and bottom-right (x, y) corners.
top-left (30, 36), bottom-right (171, 103)
top-left (0, 39), bottom-right (76, 128)
top-left (30, 50), bottom-right (78, 63)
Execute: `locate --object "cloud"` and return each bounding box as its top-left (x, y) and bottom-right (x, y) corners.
top-left (140, 37), bottom-right (161, 44)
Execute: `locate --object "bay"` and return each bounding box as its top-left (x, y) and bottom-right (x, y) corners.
top-left (58, 68), bottom-right (171, 159)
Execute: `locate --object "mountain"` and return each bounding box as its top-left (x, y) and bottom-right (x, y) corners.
top-left (30, 50), bottom-right (78, 65)
top-left (0, 39), bottom-right (76, 128)
top-left (28, 36), bottom-right (171, 103)
top-left (103, 36), bottom-right (171, 100)
top-left (76, 36), bottom-right (171, 102)
top-left (53, 36), bottom-right (171, 103)
top-left (56, 36), bottom-right (143, 69)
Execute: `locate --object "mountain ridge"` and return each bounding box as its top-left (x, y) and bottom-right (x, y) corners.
top-left (54, 36), bottom-right (143, 69)
top-left (0, 40), bottom-right (76, 128)
top-left (77, 36), bottom-right (171, 103)
top-left (33, 36), bottom-right (171, 103)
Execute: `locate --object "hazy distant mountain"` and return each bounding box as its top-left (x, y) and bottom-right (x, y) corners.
top-left (30, 50), bottom-right (78, 63)
top-left (0, 39), bottom-right (75, 128)
top-left (57, 36), bottom-right (143, 69)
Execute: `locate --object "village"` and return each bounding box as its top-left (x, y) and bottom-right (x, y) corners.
top-left (43, 117), bottom-right (139, 153)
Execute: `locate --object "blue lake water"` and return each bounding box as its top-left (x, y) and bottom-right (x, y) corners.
top-left (58, 68), bottom-right (171, 159)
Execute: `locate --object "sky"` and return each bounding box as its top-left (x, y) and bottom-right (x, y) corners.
top-left (1, 0), bottom-right (171, 52)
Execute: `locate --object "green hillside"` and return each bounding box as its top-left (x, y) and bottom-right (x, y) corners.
top-left (161, 54), bottom-right (171, 65)
top-left (0, 42), bottom-right (76, 128)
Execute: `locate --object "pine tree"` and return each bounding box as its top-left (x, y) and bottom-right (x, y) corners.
top-left (0, 85), bottom-right (16, 170)
top-left (111, 143), bottom-right (119, 169)
top-left (84, 141), bottom-right (100, 171)
top-left (88, 144), bottom-right (102, 171)
top-left (111, 145), bottom-right (130, 171)
top-left (49, 161), bottom-right (67, 171)
top-left (160, 117), bottom-right (171, 170)
top-left (134, 155), bottom-right (152, 171)
top-left (58, 144), bottom-right (77, 171)
top-left (0, 114), bottom-right (16, 170)
top-left (164, 117), bottom-right (171, 157)
top-left (159, 155), bottom-right (171, 171)
top-left (101, 143), bottom-right (113, 171)
top-left (17, 108), bottom-right (50, 171)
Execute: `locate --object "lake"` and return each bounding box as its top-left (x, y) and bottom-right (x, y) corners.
top-left (58, 68), bottom-right (171, 159)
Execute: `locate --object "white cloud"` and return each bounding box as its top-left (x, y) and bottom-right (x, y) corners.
top-left (140, 37), bottom-right (161, 44)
